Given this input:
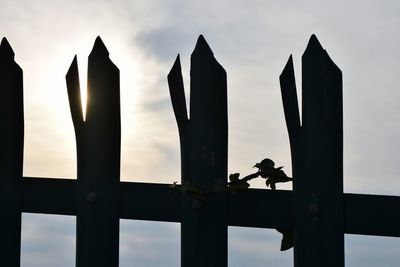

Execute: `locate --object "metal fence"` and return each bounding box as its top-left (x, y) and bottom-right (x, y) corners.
top-left (0, 35), bottom-right (399, 267)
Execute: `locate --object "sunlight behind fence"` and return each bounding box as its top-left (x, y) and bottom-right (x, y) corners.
top-left (1, 35), bottom-right (399, 267)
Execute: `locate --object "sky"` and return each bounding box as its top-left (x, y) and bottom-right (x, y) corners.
top-left (1, 0), bottom-right (400, 266)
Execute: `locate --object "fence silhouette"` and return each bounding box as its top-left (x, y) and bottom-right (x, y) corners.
top-left (1, 35), bottom-right (399, 267)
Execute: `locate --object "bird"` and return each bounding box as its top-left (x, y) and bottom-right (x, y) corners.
top-left (253, 158), bottom-right (292, 190)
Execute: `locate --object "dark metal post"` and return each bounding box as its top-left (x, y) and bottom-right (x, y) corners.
top-left (0, 38), bottom-right (24, 267)
top-left (168, 35), bottom-right (228, 267)
top-left (280, 35), bottom-right (344, 267)
top-left (66, 37), bottom-right (121, 267)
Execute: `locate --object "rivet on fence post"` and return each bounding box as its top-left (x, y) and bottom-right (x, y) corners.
top-left (86, 192), bottom-right (98, 204)
top-left (308, 203), bottom-right (319, 221)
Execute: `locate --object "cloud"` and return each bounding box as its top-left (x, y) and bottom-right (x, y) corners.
top-left (229, 227), bottom-right (293, 266)
top-left (346, 234), bottom-right (400, 266)
top-left (120, 220), bottom-right (180, 267)
top-left (3, 1), bottom-right (400, 266)
top-left (21, 214), bottom-right (75, 267)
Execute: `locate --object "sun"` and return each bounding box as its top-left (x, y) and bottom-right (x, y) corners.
top-left (22, 37), bottom-right (141, 178)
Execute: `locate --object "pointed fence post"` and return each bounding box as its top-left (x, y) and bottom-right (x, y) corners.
top-left (0, 38), bottom-right (24, 267)
top-left (168, 35), bottom-right (228, 267)
top-left (280, 35), bottom-right (344, 267)
top-left (66, 37), bottom-right (121, 267)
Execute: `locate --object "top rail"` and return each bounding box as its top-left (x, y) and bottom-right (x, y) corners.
top-left (22, 176), bottom-right (400, 237)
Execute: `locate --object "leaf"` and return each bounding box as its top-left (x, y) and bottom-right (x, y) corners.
top-left (229, 173), bottom-right (240, 182)
top-left (271, 183), bottom-right (276, 190)
top-left (276, 228), bottom-right (293, 251)
top-left (265, 178), bottom-right (276, 190)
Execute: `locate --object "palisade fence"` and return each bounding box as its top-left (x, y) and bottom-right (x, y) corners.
top-left (0, 34), bottom-right (399, 267)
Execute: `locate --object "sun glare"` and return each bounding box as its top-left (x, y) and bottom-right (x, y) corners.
top-left (23, 37), bottom-right (143, 179)
top-left (76, 55), bottom-right (88, 121)
top-left (75, 41), bottom-right (141, 124)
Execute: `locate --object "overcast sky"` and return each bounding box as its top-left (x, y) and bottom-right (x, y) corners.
top-left (1, 0), bottom-right (400, 266)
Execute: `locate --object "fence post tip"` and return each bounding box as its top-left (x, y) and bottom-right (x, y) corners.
top-left (304, 34), bottom-right (324, 54)
top-left (168, 54), bottom-right (181, 76)
top-left (303, 34), bottom-right (324, 55)
top-left (193, 34), bottom-right (213, 57)
top-left (0, 37), bottom-right (15, 59)
top-left (90, 36), bottom-right (109, 57)
top-left (281, 54), bottom-right (293, 75)
top-left (67, 55), bottom-right (78, 76)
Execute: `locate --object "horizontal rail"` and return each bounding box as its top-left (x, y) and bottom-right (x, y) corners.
top-left (23, 177), bottom-right (76, 216)
top-left (22, 177), bottom-right (400, 237)
top-left (119, 181), bottom-right (181, 222)
top-left (228, 189), bottom-right (293, 229)
top-left (344, 193), bottom-right (400, 237)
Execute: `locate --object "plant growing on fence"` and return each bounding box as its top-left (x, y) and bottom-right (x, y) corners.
top-left (171, 157), bottom-right (292, 196)
top-left (170, 157), bottom-right (293, 250)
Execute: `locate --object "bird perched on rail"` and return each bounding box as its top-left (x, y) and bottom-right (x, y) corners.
top-left (253, 158), bottom-right (292, 190)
